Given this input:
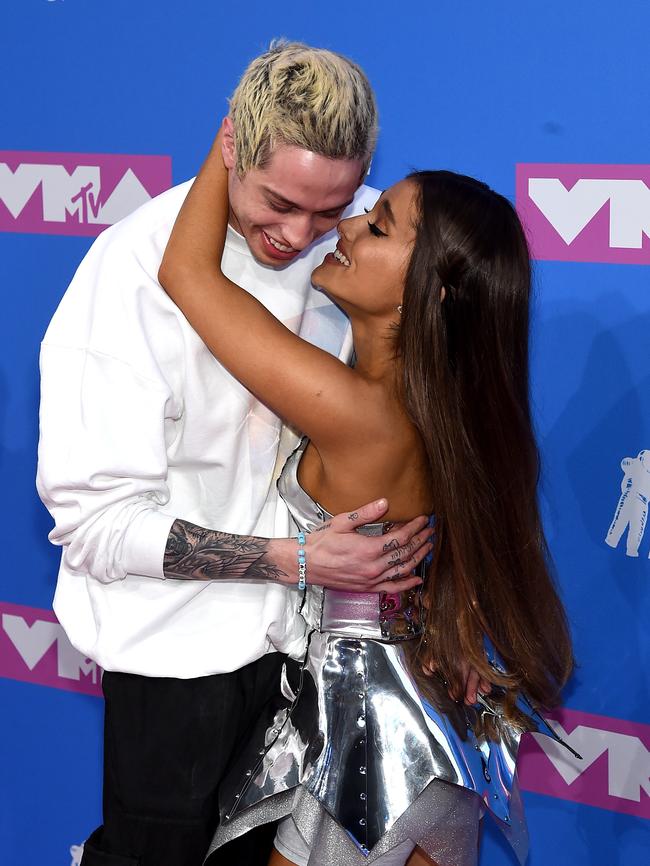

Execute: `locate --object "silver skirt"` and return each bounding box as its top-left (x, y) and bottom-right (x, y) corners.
top-left (207, 440), bottom-right (570, 865)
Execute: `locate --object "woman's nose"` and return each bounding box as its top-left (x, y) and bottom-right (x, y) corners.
top-left (336, 214), bottom-right (357, 240)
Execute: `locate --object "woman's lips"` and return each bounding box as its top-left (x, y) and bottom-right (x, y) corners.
top-left (322, 241), bottom-right (351, 268)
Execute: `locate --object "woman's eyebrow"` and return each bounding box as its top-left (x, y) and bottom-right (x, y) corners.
top-left (380, 198), bottom-right (396, 226)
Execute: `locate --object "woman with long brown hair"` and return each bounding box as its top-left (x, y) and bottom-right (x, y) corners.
top-left (158, 127), bottom-right (575, 866)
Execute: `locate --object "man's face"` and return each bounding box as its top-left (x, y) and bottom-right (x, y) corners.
top-left (224, 138), bottom-right (365, 268)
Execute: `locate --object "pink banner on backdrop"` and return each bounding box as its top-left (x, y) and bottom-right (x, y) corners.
top-left (516, 163), bottom-right (650, 264)
top-left (0, 600), bottom-right (102, 696)
top-left (518, 706), bottom-right (650, 819)
top-left (0, 150), bottom-right (172, 237)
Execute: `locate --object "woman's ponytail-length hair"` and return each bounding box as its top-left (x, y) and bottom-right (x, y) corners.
top-left (399, 171), bottom-right (574, 714)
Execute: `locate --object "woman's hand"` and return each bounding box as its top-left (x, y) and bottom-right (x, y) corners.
top-left (461, 663), bottom-right (493, 705)
top-left (421, 659), bottom-right (492, 706)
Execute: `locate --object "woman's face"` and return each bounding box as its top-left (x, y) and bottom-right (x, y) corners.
top-left (312, 179), bottom-right (419, 320)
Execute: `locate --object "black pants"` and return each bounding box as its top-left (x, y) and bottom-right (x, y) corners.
top-left (81, 654), bottom-right (287, 866)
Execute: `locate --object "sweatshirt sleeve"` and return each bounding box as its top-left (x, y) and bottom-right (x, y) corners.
top-left (35, 201), bottom-right (187, 585)
top-left (37, 344), bottom-right (174, 582)
top-left (36, 342), bottom-right (178, 582)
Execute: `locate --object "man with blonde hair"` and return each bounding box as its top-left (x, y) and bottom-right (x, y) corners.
top-left (37, 41), bottom-right (431, 866)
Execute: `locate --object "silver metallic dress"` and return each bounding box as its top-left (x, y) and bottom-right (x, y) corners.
top-left (208, 440), bottom-right (570, 866)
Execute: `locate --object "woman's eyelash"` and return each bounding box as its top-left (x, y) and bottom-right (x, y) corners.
top-left (364, 207), bottom-right (387, 237)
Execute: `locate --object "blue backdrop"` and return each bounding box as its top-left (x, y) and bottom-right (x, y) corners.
top-left (1, 2), bottom-right (649, 864)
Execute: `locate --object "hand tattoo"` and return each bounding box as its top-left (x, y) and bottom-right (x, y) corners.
top-left (163, 519), bottom-right (288, 582)
top-left (348, 512), bottom-right (359, 521)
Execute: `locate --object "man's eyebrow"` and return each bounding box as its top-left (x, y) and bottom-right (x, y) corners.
top-left (262, 187), bottom-right (297, 208)
top-left (262, 186), bottom-right (354, 214)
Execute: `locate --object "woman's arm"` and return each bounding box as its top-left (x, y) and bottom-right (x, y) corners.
top-left (158, 126), bottom-right (362, 444)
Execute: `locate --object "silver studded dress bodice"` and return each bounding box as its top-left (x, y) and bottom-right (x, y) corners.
top-left (208, 439), bottom-right (572, 866)
top-left (278, 438), bottom-right (425, 645)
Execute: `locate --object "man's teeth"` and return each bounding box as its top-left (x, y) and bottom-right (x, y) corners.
top-left (334, 249), bottom-right (351, 267)
top-left (265, 233), bottom-right (294, 253)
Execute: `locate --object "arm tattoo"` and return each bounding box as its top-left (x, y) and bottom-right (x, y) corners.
top-left (163, 519), bottom-right (288, 582)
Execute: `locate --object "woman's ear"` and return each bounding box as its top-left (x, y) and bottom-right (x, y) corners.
top-left (221, 117), bottom-right (236, 171)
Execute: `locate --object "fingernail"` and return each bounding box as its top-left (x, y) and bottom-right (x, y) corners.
top-left (376, 498), bottom-right (387, 510)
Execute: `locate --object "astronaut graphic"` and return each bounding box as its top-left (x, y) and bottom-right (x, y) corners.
top-left (605, 450), bottom-right (650, 557)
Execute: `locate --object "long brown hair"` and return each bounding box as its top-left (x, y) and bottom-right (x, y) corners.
top-left (399, 171), bottom-right (574, 712)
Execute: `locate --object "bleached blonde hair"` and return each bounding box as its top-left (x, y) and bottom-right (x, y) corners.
top-left (229, 40), bottom-right (378, 176)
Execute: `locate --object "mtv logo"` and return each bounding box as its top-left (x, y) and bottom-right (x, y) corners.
top-left (518, 707), bottom-right (650, 819)
top-left (0, 151), bottom-right (172, 237)
top-left (515, 164), bottom-right (650, 264)
top-left (0, 601), bottom-right (102, 696)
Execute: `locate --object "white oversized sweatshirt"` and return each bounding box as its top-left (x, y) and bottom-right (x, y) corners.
top-left (37, 179), bottom-right (378, 677)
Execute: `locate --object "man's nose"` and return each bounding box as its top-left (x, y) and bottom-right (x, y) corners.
top-left (284, 214), bottom-right (316, 250)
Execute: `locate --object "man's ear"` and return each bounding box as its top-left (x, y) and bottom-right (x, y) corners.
top-left (221, 117), bottom-right (236, 171)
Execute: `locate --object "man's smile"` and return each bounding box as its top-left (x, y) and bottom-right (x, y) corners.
top-left (260, 230), bottom-right (300, 261)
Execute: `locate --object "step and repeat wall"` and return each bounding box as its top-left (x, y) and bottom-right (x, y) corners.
top-left (1, 2), bottom-right (648, 864)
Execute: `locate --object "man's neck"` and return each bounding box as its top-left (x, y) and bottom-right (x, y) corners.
top-left (227, 205), bottom-right (242, 236)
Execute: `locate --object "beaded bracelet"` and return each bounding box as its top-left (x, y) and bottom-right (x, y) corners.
top-left (297, 531), bottom-right (307, 590)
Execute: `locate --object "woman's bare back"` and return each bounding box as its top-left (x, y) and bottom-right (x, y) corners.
top-left (297, 378), bottom-right (432, 523)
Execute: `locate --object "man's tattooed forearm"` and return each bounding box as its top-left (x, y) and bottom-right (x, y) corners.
top-left (163, 519), bottom-right (288, 582)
